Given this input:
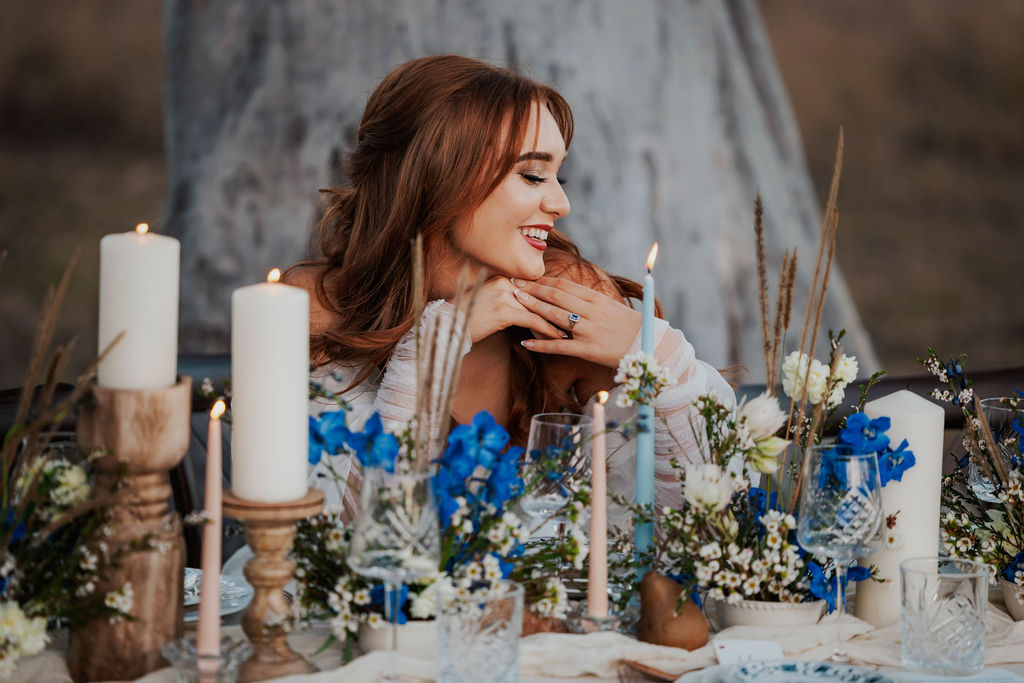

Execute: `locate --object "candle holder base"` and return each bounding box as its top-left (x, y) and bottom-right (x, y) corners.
top-left (565, 600), bottom-right (639, 636)
top-left (68, 376), bottom-right (191, 682)
top-left (161, 636), bottom-right (252, 683)
top-left (222, 488), bottom-right (324, 683)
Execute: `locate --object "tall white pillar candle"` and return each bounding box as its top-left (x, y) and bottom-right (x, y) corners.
top-left (230, 270), bottom-right (309, 502)
top-left (97, 223), bottom-right (180, 389)
top-left (855, 389), bottom-right (945, 627)
top-left (588, 391), bottom-right (610, 619)
top-left (196, 400), bottom-right (225, 662)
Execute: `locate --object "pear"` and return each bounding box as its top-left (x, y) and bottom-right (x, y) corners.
top-left (637, 570), bottom-right (708, 650)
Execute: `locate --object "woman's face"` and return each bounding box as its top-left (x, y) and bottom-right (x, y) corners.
top-left (451, 105), bottom-right (571, 281)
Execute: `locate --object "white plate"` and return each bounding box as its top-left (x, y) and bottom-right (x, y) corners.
top-left (729, 661), bottom-right (893, 682)
top-left (183, 567), bottom-right (254, 622)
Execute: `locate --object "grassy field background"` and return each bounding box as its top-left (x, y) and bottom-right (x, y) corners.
top-left (1, 0), bottom-right (1021, 388)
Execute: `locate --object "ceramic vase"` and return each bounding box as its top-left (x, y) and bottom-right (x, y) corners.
top-left (1000, 578), bottom-right (1024, 621)
top-left (704, 596), bottom-right (825, 631)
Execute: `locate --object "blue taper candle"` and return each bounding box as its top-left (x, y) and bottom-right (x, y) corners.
top-left (635, 243), bottom-right (658, 560)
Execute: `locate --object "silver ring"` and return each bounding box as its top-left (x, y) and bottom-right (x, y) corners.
top-left (567, 312), bottom-right (581, 331)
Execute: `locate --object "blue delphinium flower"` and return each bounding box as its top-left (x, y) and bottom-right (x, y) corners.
top-left (839, 413), bottom-right (891, 454)
top-left (307, 410), bottom-right (399, 471)
top-left (878, 438), bottom-right (916, 486)
top-left (433, 410), bottom-right (525, 531)
top-left (308, 411), bottom-right (351, 465)
top-left (344, 413), bottom-right (400, 471)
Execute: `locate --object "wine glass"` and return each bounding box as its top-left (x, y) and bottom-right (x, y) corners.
top-left (519, 413), bottom-right (593, 537)
top-left (348, 469), bottom-right (439, 680)
top-left (968, 397), bottom-right (1024, 502)
top-left (797, 444), bottom-right (883, 663)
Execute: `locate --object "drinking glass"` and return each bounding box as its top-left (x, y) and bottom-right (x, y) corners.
top-left (797, 444), bottom-right (883, 662)
top-left (967, 396), bottom-right (1023, 501)
top-left (349, 469), bottom-right (440, 681)
top-left (437, 580), bottom-right (524, 683)
top-left (901, 557), bottom-right (987, 676)
top-left (520, 413), bottom-right (593, 535)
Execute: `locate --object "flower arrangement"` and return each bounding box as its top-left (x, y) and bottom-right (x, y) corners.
top-left (607, 136), bottom-right (911, 613)
top-left (636, 389), bottom-right (899, 613)
top-left (296, 397), bottom-right (587, 660)
top-left (1, 259), bottom-right (135, 675)
top-left (925, 349), bottom-right (1024, 600)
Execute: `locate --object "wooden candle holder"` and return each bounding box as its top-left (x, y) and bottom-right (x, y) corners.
top-left (222, 488), bottom-right (324, 683)
top-left (68, 376), bottom-right (192, 682)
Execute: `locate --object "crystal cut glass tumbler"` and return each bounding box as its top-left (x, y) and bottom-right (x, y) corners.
top-left (901, 557), bottom-right (987, 676)
top-left (438, 580), bottom-right (523, 683)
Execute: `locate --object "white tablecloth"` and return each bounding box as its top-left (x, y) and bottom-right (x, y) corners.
top-left (15, 604), bottom-right (1024, 682)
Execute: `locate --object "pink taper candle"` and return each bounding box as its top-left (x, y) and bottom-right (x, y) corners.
top-left (196, 400), bottom-right (226, 661)
top-left (587, 391), bottom-right (610, 618)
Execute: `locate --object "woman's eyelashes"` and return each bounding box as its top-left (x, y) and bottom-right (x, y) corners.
top-left (520, 172), bottom-right (569, 186)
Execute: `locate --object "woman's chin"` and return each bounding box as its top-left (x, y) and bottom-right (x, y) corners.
top-left (509, 261), bottom-right (545, 281)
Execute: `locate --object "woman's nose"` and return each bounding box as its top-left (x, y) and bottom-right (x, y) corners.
top-left (543, 182), bottom-right (570, 219)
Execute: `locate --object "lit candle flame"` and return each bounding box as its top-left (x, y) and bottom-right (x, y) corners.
top-left (267, 268), bottom-right (281, 283)
top-left (645, 243), bottom-right (659, 273)
top-left (598, 390), bottom-right (609, 405)
top-left (135, 223), bottom-right (150, 235)
top-left (211, 400), bottom-right (226, 420)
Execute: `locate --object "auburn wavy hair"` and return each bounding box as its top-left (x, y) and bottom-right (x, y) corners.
top-left (295, 55), bottom-right (660, 444)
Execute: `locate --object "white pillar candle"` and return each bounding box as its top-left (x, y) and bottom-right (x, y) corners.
top-left (97, 223), bottom-right (179, 389)
top-left (855, 389), bottom-right (945, 628)
top-left (587, 391), bottom-right (610, 619)
top-left (196, 400), bottom-right (225, 662)
top-left (230, 270), bottom-right (309, 502)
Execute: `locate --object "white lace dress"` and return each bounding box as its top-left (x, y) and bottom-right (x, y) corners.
top-left (306, 302), bottom-right (734, 526)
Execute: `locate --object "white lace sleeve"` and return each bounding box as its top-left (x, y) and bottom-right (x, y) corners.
top-left (628, 318), bottom-right (735, 513)
top-left (375, 299), bottom-right (471, 445)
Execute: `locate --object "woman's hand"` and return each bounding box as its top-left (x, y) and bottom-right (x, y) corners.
top-left (511, 276), bottom-right (642, 368)
top-left (458, 276), bottom-right (567, 344)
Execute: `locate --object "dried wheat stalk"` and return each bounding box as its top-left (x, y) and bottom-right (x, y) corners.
top-left (783, 128), bottom-right (844, 444)
top-left (754, 194), bottom-right (771, 381)
top-left (409, 236), bottom-right (481, 470)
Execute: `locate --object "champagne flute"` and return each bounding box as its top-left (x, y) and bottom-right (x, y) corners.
top-left (797, 444), bottom-right (883, 663)
top-left (519, 413), bottom-right (593, 537)
top-left (349, 469), bottom-right (439, 680)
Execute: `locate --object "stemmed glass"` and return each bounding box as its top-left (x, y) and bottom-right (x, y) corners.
top-left (348, 468), bottom-right (439, 680)
top-left (797, 444), bottom-right (883, 663)
top-left (519, 413), bottom-right (593, 536)
top-left (968, 396), bottom-right (1024, 501)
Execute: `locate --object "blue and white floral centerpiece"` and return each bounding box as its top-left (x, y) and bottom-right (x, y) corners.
top-left (297, 394), bottom-right (588, 660)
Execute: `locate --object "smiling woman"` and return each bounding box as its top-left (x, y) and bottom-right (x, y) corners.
top-left (284, 54), bottom-right (733, 521)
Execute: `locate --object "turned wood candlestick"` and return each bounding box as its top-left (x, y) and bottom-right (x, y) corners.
top-left (68, 376), bottom-right (191, 682)
top-left (222, 488), bottom-right (324, 683)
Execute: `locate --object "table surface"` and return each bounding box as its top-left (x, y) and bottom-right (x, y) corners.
top-left (15, 599), bottom-right (1024, 683)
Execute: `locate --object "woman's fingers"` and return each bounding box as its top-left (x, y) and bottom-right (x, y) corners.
top-left (512, 286), bottom-right (578, 332)
top-left (511, 277), bottom-right (590, 314)
top-left (512, 276), bottom-right (642, 367)
top-left (461, 276), bottom-right (565, 341)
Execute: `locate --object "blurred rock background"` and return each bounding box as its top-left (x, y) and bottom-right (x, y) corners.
top-left (1, 0), bottom-right (1021, 387)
